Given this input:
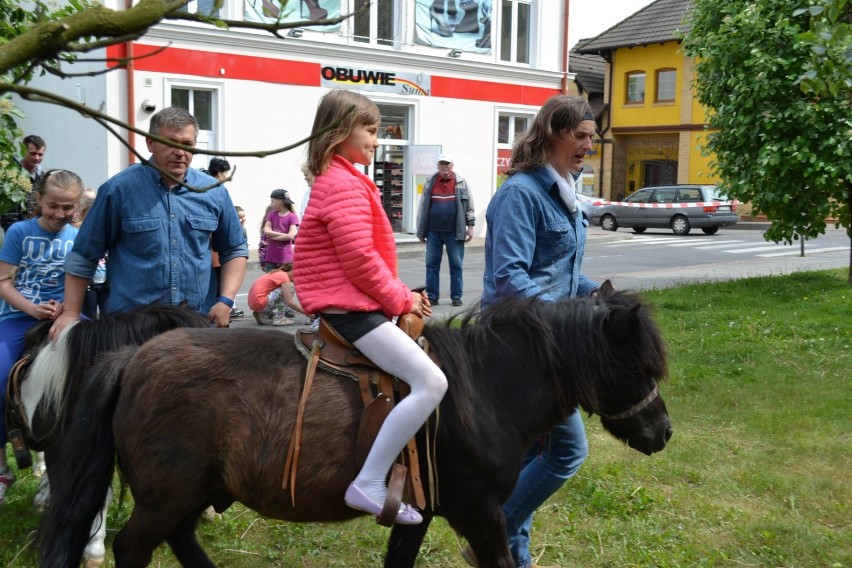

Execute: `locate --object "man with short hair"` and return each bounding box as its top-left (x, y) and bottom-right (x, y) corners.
top-left (416, 154), bottom-right (475, 306)
top-left (2, 135), bottom-right (46, 231)
top-left (51, 107), bottom-right (247, 338)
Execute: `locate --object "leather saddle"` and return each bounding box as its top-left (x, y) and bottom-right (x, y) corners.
top-left (287, 314), bottom-right (435, 526)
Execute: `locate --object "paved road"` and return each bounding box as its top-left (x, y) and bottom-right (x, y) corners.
top-left (230, 224), bottom-right (848, 329)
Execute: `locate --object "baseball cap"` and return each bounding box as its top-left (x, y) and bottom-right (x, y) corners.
top-left (437, 153), bottom-right (454, 164)
top-left (270, 189), bottom-right (294, 204)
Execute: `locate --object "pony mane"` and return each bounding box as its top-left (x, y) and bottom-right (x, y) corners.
top-left (24, 320), bottom-right (79, 426)
top-left (421, 296), bottom-right (598, 427)
top-left (22, 305), bottom-right (211, 435)
top-left (422, 291), bottom-right (666, 424)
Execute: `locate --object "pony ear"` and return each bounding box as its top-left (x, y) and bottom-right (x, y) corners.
top-left (598, 279), bottom-right (615, 297)
top-left (605, 303), bottom-right (641, 339)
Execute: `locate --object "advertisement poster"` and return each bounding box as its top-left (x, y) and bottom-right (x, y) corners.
top-left (244, 0), bottom-right (341, 32)
top-left (496, 148), bottom-right (512, 190)
top-left (414, 0), bottom-right (492, 54)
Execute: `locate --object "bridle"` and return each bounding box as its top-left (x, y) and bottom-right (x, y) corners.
top-left (598, 383), bottom-right (659, 421)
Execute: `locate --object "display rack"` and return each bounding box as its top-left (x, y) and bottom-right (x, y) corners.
top-left (374, 150), bottom-right (404, 232)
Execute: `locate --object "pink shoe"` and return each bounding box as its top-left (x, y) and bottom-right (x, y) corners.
top-left (344, 483), bottom-right (423, 525)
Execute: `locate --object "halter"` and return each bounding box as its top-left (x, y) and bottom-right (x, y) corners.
top-left (598, 383), bottom-right (659, 421)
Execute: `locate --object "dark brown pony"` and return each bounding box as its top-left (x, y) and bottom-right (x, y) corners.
top-left (41, 290), bottom-right (672, 568)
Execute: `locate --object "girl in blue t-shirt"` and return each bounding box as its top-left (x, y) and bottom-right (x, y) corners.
top-left (0, 169), bottom-right (83, 504)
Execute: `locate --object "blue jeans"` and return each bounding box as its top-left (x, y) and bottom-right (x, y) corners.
top-left (0, 317), bottom-right (39, 445)
top-left (425, 230), bottom-right (465, 302)
top-left (502, 409), bottom-right (588, 568)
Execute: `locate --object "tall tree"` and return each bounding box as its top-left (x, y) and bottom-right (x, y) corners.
top-left (685, 0), bottom-right (851, 282)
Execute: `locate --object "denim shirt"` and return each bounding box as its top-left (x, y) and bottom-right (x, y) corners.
top-left (65, 164), bottom-right (248, 313)
top-left (481, 165), bottom-right (597, 308)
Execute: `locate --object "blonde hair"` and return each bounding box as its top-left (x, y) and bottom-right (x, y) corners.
top-left (300, 162), bottom-right (316, 187)
top-left (508, 95), bottom-right (593, 175)
top-left (39, 169), bottom-right (84, 198)
top-left (306, 90), bottom-right (381, 176)
top-left (73, 187), bottom-right (96, 224)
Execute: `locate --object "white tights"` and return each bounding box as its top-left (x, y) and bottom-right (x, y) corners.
top-left (351, 322), bottom-right (447, 505)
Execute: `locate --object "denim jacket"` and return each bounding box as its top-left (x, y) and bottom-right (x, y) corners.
top-left (65, 164), bottom-right (248, 313)
top-left (481, 165), bottom-right (597, 308)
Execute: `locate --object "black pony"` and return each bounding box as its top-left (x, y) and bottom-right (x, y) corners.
top-left (8, 304), bottom-right (210, 564)
top-left (41, 290), bottom-right (672, 567)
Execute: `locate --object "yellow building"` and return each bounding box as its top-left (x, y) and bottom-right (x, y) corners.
top-left (576, 0), bottom-right (719, 200)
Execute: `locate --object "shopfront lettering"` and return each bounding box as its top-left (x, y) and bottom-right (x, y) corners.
top-left (321, 66), bottom-right (396, 86)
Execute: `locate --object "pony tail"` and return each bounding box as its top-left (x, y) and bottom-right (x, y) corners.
top-left (39, 346), bottom-right (137, 567)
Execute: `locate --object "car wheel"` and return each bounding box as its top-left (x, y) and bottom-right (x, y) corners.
top-left (671, 215), bottom-right (691, 235)
top-left (633, 227), bottom-right (646, 234)
top-left (701, 226), bottom-right (719, 235)
top-left (601, 214), bottom-right (618, 232)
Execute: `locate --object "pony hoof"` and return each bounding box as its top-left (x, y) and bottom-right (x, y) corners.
top-left (202, 505), bottom-right (221, 522)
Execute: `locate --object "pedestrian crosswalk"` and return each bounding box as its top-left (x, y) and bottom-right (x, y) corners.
top-left (600, 235), bottom-right (847, 258)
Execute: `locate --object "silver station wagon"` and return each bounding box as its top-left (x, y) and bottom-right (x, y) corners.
top-left (591, 185), bottom-right (740, 235)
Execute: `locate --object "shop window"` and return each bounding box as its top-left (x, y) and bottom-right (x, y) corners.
top-left (655, 68), bottom-right (676, 102)
top-left (372, 103), bottom-right (412, 232)
top-left (500, 0), bottom-right (532, 64)
top-left (626, 71), bottom-right (645, 104)
top-left (353, 0), bottom-right (397, 46)
top-left (378, 104), bottom-right (408, 140)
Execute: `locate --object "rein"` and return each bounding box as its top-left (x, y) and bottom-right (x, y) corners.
top-left (598, 383), bottom-right (659, 421)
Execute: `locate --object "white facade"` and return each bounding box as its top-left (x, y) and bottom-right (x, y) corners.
top-left (16, 0), bottom-right (575, 250)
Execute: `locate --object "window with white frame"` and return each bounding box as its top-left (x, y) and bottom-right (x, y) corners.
top-left (176, 0), bottom-right (220, 18)
top-left (655, 68), bottom-right (676, 102)
top-left (498, 112), bottom-right (532, 146)
top-left (499, 0), bottom-right (532, 64)
top-left (626, 71), bottom-right (645, 104)
top-left (353, 0), bottom-right (398, 46)
top-left (169, 85), bottom-right (220, 169)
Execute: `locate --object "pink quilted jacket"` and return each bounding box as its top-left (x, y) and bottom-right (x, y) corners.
top-left (293, 155), bottom-right (412, 318)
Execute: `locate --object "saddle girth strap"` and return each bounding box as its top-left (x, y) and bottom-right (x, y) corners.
top-left (281, 338), bottom-right (323, 505)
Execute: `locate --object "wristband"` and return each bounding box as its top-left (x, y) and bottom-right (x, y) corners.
top-left (217, 296), bottom-right (234, 308)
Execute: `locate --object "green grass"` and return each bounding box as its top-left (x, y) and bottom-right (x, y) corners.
top-left (2, 269), bottom-right (850, 567)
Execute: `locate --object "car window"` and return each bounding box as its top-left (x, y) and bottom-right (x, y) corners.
top-left (706, 186), bottom-right (729, 201)
top-left (677, 188), bottom-right (703, 202)
top-left (626, 189), bottom-right (652, 203)
top-left (653, 188), bottom-right (677, 203)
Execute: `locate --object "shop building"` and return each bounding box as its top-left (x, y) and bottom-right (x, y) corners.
top-left (16, 0), bottom-right (591, 250)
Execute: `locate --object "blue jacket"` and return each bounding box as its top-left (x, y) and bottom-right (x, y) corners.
top-left (65, 163), bottom-right (248, 313)
top-left (481, 165), bottom-right (597, 308)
